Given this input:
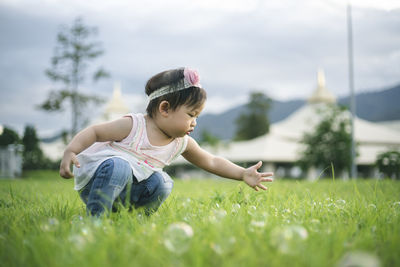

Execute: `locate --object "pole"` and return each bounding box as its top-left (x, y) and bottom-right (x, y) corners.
top-left (347, 3), bottom-right (357, 178)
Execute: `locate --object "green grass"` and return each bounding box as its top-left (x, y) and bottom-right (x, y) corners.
top-left (1, 171), bottom-right (399, 267)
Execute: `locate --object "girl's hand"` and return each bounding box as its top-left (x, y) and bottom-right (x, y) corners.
top-left (242, 161), bottom-right (274, 191)
top-left (59, 151), bottom-right (80, 179)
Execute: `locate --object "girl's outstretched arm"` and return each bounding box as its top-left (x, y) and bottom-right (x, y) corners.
top-left (59, 117), bottom-right (132, 179)
top-left (182, 137), bottom-right (273, 191)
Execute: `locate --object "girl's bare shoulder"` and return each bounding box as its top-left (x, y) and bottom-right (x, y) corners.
top-left (92, 116), bottom-right (133, 142)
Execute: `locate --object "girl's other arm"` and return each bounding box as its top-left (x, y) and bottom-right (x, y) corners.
top-left (182, 137), bottom-right (273, 191)
top-left (59, 117), bottom-right (132, 178)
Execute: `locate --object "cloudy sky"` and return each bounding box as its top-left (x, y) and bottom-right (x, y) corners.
top-left (1, 0), bottom-right (399, 136)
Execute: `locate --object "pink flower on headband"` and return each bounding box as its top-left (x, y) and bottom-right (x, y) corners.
top-left (184, 68), bottom-right (200, 86)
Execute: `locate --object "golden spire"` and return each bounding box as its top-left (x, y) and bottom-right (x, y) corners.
top-left (308, 69), bottom-right (336, 104)
top-left (104, 81), bottom-right (130, 116)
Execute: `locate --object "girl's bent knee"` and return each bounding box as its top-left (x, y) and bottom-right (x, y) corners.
top-left (148, 172), bottom-right (173, 198)
top-left (109, 158), bottom-right (133, 187)
top-left (84, 157), bottom-right (133, 217)
top-left (134, 172), bottom-right (173, 214)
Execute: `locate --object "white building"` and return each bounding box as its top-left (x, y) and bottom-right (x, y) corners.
top-left (174, 70), bottom-right (400, 179)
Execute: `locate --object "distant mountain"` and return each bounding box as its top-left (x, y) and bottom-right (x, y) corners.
top-left (339, 84), bottom-right (400, 122)
top-left (194, 99), bottom-right (304, 140)
top-left (193, 83), bottom-right (400, 141)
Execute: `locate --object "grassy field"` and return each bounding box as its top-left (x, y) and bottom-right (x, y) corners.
top-left (0, 171), bottom-right (399, 267)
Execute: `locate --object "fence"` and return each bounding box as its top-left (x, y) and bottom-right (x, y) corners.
top-left (0, 144), bottom-right (23, 178)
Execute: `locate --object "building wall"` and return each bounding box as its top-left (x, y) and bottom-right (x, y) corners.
top-left (0, 145), bottom-right (23, 178)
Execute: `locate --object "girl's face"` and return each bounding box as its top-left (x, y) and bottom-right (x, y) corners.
top-left (164, 103), bottom-right (205, 138)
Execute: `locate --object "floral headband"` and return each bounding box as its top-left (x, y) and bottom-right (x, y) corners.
top-left (148, 67), bottom-right (202, 101)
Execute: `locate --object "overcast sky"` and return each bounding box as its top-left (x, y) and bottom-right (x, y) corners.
top-left (1, 0), bottom-right (399, 136)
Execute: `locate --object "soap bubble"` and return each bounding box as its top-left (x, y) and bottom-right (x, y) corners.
top-left (308, 219), bottom-right (321, 232)
top-left (213, 209), bottom-right (227, 219)
top-left (182, 198), bottom-right (192, 208)
top-left (80, 227), bottom-right (92, 238)
top-left (210, 242), bottom-right (223, 255)
top-left (209, 209), bottom-right (227, 223)
top-left (163, 222), bottom-right (194, 254)
top-left (40, 218), bottom-right (59, 232)
top-left (250, 212), bottom-right (268, 229)
top-left (282, 208), bottom-right (291, 214)
top-left (393, 202), bottom-right (400, 213)
top-left (211, 236), bottom-right (236, 255)
top-left (68, 227), bottom-right (94, 249)
top-left (69, 234), bottom-right (87, 249)
top-left (70, 215), bottom-right (85, 229)
top-left (336, 199), bottom-right (346, 209)
top-left (91, 218), bottom-right (103, 228)
top-left (248, 205), bottom-right (257, 212)
top-left (231, 203), bottom-right (241, 213)
top-left (337, 251), bottom-right (380, 267)
top-left (270, 225), bottom-right (308, 254)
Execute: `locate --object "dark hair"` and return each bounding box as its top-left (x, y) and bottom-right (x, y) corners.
top-left (145, 68), bottom-right (207, 118)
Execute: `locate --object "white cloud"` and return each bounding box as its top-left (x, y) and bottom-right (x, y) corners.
top-left (333, 0), bottom-right (400, 11)
top-left (203, 95), bottom-right (248, 114)
top-left (1, 0), bottom-right (399, 135)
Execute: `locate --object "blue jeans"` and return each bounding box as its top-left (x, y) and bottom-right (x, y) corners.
top-left (79, 158), bottom-right (173, 216)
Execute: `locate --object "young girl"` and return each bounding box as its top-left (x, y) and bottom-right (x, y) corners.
top-left (59, 67), bottom-right (274, 216)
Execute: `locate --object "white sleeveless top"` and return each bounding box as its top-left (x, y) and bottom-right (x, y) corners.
top-left (73, 113), bottom-right (189, 190)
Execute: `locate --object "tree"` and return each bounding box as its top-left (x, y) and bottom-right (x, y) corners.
top-left (22, 125), bottom-right (47, 170)
top-left (39, 17), bottom-right (109, 136)
top-left (199, 129), bottom-right (221, 147)
top-left (234, 91), bottom-right (271, 141)
top-left (0, 127), bottom-right (20, 147)
top-left (297, 105), bottom-right (354, 178)
top-left (376, 150), bottom-right (400, 179)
